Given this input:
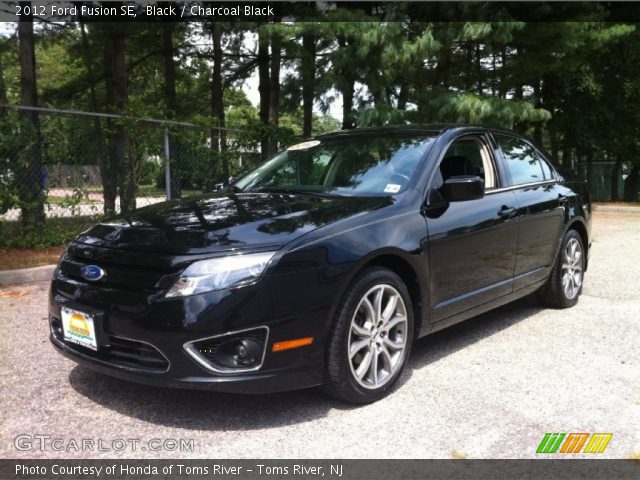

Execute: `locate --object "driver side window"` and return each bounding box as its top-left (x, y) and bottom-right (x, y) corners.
top-left (439, 137), bottom-right (497, 190)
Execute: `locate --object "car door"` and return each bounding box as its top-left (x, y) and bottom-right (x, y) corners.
top-left (425, 133), bottom-right (519, 322)
top-left (493, 133), bottom-right (566, 289)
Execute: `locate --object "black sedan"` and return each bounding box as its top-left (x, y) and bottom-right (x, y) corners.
top-left (49, 125), bottom-right (591, 403)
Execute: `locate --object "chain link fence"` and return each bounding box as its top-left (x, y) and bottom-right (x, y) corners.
top-left (0, 105), bottom-right (260, 227)
top-left (575, 161), bottom-right (629, 202)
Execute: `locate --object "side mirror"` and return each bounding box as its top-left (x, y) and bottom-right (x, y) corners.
top-left (441, 175), bottom-right (484, 202)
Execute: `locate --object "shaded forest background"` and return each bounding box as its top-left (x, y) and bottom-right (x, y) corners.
top-left (1, 1), bottom-right (639, 241)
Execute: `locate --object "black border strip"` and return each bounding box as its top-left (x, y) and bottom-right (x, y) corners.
top-left (1, 1), bottom-right (640, 23)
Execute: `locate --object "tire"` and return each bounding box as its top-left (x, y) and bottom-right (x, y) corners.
top-left (323, 267), bottom-right (414, 404)
top-left (538, 229), bottom-right (585, 309)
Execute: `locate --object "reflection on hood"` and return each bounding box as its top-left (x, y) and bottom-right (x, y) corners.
top-left (76, 192), bottom-right (392, 254)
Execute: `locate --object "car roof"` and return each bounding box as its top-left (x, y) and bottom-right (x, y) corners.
top-left (316, 124), bottom-right (543, 148)
top-left (316, 124), bottom-right (484, 139)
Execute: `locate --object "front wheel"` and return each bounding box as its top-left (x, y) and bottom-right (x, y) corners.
top-left (539, 229), bottom-right (585, 308)
top-left (323, 267), bottom-right (414, 404)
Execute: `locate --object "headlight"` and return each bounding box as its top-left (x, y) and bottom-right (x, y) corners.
top-left (165, 252), bottom-right (275, 298)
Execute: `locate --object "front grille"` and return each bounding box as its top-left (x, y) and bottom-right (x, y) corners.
top-left (53, 244), bottom-right (184, 309)
top-left (51, 318), bottom-right (169, 373)
top-left (60, 253), bottom-right (179, 292)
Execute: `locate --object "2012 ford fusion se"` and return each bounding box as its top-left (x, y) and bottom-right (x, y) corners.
top-left (49, 125), bottom-right (591, 403)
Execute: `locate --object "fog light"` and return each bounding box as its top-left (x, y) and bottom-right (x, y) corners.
top-left (235, 343), bottom-right (248, 359)
top-left (232, 339), bottom-right (262, 366)
top-left (184, 327), bottom-right (269, 374)
top-left (203, 338), bottom-right (263, 368)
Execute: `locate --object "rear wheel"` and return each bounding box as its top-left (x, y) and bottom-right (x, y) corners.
top-left (539, 229), bottom-right (585, 308)
top-left (323, 267), bottom-right (414, 404)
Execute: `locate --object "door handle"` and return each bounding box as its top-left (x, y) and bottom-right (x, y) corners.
top-left (497, 206), bottom-right (517, 218)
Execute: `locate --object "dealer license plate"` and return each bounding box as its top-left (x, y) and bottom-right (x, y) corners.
top-left (61, 307), bottom-right (98, 351)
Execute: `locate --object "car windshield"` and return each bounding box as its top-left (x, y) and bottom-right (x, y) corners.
top-left (234, 133), bottom-right (435, 196)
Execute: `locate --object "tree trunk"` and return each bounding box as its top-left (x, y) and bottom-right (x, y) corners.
top-left (476, 43), bottom-right (482, 94)
top-left (533, 81), bottom-right (543, 145)
top-left (0, 50), bottom-right (6, 106)
top-left (513, 48), bottom-right (526, 134)
top-left (107, 24), bottom-right (135, 213)
top-left (80, 20), bottom-right (110, 214)
top-left (585, 154), bottom-right (594, 193)
top-left (17, 4), bottom-right (45, 229)
top-left (464, 42), bottom-right (473, 91)
top-left (266, 32), bottom-right (281, 157)
top-left (163, 21), bottom-right (181, 197)
top-left (102, 32), bottom-right (118, 215)
top-left (491, 50), bottom-right (497, 96)
top-left (499, 47), bottom-right (507, 99)
top-left (397, 83), bottom-right (408, 111)
top-left (610, 159), bottom-right (622, 202)
top-left (338, 35), bottom-right (355, 130)
top-left (211, 22), bottom-right (228, 183)
top-left (258, 29), bottom-right (270, 160)
top-left (0, 33), bottom-right (18, 216)
top-left (0, 41), bottom-right (10, 126)
top-left (301, 32), bottom-right (316, 138)
top-left (341, 79), bottom-right (355, 129)
top-left (623, 164), bottom-right (639, 202)
top-left (513, 82), bottom-right (525, 134)
top-left (562, 146), bottom-right (572, 170)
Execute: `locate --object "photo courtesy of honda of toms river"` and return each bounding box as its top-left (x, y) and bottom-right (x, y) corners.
top-left (49, 125), bottom-right (591, 404)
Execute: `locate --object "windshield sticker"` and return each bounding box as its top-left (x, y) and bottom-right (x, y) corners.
top-left (287, 140), bottom-right (321, 151)
top-left (384, 184), bottom-right (401, 193)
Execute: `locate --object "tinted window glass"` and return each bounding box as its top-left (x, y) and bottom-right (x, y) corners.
top-left (496, 135), bottom-right (547, 185)
top-left (539, 158), bottom-right (554, 180)
top-left (235, 134), bottom-right (435, 195)
top-left (440, 138), bottom-right (496, 189)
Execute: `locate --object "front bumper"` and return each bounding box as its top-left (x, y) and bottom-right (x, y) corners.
top-left (49, 271), bottom-right (329, 394)
top-left (50, 332), bottom-right (322, 394)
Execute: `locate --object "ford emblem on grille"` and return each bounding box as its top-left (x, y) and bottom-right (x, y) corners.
top-left (80, 265), bottom-right (106, 281)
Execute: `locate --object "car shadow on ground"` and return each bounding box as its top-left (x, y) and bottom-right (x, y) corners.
top-left (69, 295), bottom-right (543, 431)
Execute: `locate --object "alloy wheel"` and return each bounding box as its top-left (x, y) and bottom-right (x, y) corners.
top-left (348, 284), bottom-right (408, 389)
top-left (561, 237), bottom-right (583, 300)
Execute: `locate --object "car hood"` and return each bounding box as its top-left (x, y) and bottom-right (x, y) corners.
top-left (75, 192), bottom-right (392, 255)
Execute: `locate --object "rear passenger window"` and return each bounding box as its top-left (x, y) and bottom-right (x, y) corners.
top-left (539, 158), bottom-right (554, 180)
top-left (495, 134), bottom-right (551, 185)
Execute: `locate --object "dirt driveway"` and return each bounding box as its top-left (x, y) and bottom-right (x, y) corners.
top-left (1, 211), bottom-right (638, 459)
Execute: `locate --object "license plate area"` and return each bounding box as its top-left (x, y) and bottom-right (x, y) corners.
top-left (61, 307), bottom-right (98, 351)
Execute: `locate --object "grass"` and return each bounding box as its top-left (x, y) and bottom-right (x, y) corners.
top-left (46, 196), bottom-right (101, 205)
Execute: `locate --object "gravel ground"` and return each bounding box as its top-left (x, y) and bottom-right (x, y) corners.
top-left (1, 211), bottom-right (638, 459)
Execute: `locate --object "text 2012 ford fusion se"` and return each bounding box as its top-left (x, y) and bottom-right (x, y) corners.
top-left (49, 125), bottom-right (591, 403)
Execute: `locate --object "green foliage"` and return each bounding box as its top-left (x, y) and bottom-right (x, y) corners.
top-left (0, 217), bottom-right (96, 249)
top-left (137, 160), bottom-right (161, 186)
top-left (433, 94), bottom-right (551, 127)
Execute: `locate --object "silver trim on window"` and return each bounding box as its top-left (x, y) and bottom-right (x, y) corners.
top-left (183, 326), bottom-right (270, 375)
top-left (485, 179), bottom-right (557, 195)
